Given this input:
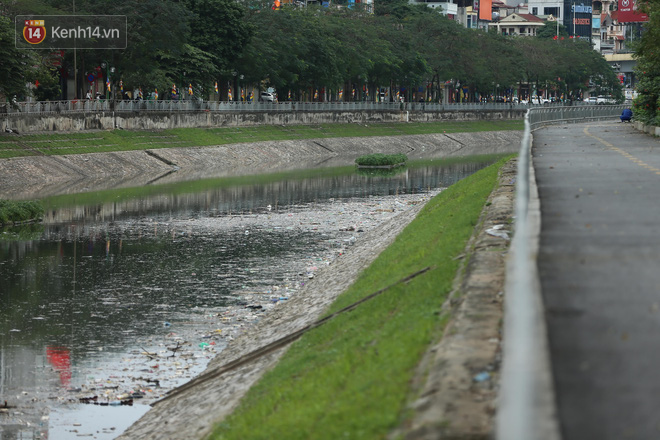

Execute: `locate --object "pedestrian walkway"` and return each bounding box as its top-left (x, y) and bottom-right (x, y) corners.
top-left (533, 121), bottom-right (660, 440)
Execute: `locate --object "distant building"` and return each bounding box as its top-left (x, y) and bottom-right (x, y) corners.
top-left (408, 0), bottom-right (458, 17)
top-left (527, 0), bottom-right (564, 23)
top-left (488, 12), bottom-right (546, 35)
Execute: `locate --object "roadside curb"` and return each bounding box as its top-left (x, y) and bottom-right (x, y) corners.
top-left (633, 120), bottom-right (660, 137)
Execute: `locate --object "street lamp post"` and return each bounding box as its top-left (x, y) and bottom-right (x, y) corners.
top-left (573, 2), bottom-right (576, 37)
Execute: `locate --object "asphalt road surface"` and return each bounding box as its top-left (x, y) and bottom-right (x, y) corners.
top-left (533, 121), bottom-right (660, 440)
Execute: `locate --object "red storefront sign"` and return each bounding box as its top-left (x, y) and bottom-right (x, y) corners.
top-left (617, 0), bottom-right (648, 22)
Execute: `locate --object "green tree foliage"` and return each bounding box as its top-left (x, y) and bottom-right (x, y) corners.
top-left (632, 0), bottom-right (660, 123)
top-left (0, 16), bottom-right (35, 100)
top-left (33, 65), bottom-right (62, 101)
top-left (536, 21), bottom-right (569, 39)
top-left (375, 0), bottom-right (430, 19)
top-left (185, 0), bottom-right (252, 94)
top-left (1, 0), bottom-right (621, 102)
top-left (632, 58), bottom-right (660, 123)
top-left (84, 0), bottom-right (193, 94)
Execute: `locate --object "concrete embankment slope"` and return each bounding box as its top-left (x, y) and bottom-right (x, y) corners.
top-left (0, 131), bottom-right (521, 199)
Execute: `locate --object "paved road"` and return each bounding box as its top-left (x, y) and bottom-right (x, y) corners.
top-left (533, 121), bottom-right (660, 440)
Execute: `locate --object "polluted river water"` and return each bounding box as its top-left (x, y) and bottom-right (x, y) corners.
top-left (0, 157), bottom-right (503, 439)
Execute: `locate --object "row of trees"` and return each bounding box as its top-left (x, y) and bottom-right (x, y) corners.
top-left (0, 0), bottom-right (622, 103)
top-left (632, 0), bottom-right (660, 122)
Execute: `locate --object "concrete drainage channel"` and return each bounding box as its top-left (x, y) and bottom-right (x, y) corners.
top-left (0, 131), bottom-right (524, 438)
top-left (117, 159), bottom-right (519, 440)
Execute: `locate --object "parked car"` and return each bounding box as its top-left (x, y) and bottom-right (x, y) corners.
top-left (586, 97), bottom-right (598, 104)
top-left (530, 96), bottom-right (550, 105)
top-left (596, 95), bottom-right (616, 105)
top-left (260, 91), bottom-right (277, 102)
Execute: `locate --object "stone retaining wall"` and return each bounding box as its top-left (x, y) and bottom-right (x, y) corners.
top-left (1, 109), bottom-right (525, 134)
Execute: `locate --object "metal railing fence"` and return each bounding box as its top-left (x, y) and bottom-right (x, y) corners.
top-left (0, 99), bottom-right (585, 115)
top-left (529, 105), bottom-right (626, 130)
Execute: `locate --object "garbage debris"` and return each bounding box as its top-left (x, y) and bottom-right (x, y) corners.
top-left (486, 224), bottom-right (510, 240)
top-left (0, 189), bottom-right (443, 439)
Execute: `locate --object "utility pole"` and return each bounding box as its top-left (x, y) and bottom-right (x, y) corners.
top-left (573, 2), bottom-right (576, 37)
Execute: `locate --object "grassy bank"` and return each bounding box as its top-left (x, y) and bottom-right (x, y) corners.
top-left (0, 200), bottom-right (44, 225)
top-left (0, 120), bottom-right (522, 159)
top-left (209, 155), bottom-right (514, 440)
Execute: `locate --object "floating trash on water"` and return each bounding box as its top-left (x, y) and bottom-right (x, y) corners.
top-left (163, 322), bottom-right (172, 327)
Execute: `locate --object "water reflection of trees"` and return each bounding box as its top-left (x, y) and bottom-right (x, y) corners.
top-left (43, 162), bottom-right (487, 224)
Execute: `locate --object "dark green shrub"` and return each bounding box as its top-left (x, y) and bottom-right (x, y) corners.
top-left (355, 153), bottom-right (408, 167)
top-left (0, 200), bottom-right (44, 224)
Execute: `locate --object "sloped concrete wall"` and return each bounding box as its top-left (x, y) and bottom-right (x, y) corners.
top-left (0, 131), bottom-right (523, 200)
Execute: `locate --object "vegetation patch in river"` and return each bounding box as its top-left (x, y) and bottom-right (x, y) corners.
top-left (0, 199), bottom-right (43, 225)
top-left (355, 153), bottom-right (408, 168)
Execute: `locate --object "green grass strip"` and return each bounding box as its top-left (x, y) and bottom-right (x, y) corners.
top-left (0, 120), bottom-right (522, 159)
top-left (208, 154), bottom-right (515, 440)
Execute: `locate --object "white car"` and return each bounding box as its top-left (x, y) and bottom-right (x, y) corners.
top-left (260, 91), bottom-right (277, 102)
top-left (586, 97), bottom-right (598, 104)
top-left (530, 96), bottom-right (550, 105)
top-left (596, 95), bottom-right (616, 104)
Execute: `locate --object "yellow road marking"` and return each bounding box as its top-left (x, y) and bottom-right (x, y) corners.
top-left (584, 126), bottom-right (658, 174)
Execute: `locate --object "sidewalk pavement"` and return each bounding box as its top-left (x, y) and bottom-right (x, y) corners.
top-left (533, 121), bottom-right (660, 440)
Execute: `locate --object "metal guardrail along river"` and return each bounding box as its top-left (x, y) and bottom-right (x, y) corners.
top-left (497, 105), bottom-right (624, 440)
top-left (0, 99), bottom-right (617, 115)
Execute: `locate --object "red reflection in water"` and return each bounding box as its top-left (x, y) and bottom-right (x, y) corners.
top-left (46, 346), bottom-right (71, 387)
